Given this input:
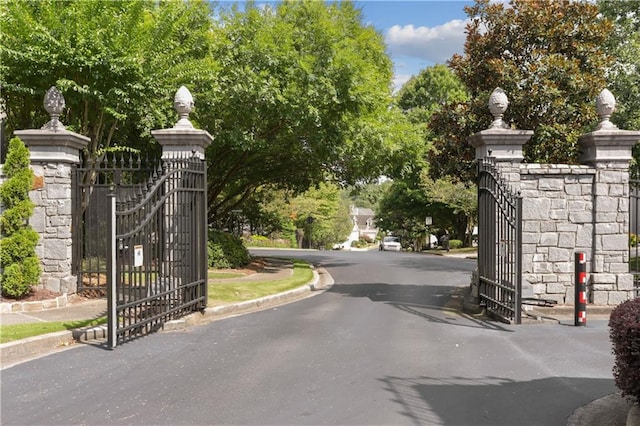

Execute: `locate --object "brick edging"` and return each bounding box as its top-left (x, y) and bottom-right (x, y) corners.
top-left (0, 294), bottom-right (77, 314)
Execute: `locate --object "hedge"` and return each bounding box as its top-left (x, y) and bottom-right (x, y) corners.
top-left (208, 230), bottom-right (250, 269)
top-left (0, 138), bottom-right (41, 298)
top-left (609, 297), bottom-right (640, 403)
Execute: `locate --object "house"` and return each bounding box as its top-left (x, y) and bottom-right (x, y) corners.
top-left (341, 206), bottom-right (378, 249)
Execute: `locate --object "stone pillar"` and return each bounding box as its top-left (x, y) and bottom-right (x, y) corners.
top-left (151, 86), bottom-right (213, 159)
top-left (468, 88), bottom-right (534, 301)
top-left (469, 88), bottom-right (534, 164)
top-left (578, 89), bottom-right (640, 305)
top-left (14, 86), bottom-right (89, 294)
top-left (151, 86), bottom-right (212, 281)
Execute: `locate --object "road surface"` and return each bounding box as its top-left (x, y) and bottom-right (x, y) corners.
top-left (1, 250), bottom-right (616, 425)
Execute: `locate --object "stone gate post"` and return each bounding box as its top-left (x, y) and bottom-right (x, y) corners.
top-left (578, 89), bottom-right (640, 304)
top-left (151, 86), bottom-right (212, 280)
top-left (14, 87), bottom-right (90, 294)
top-left (151, 86), bottom-right (213, 160)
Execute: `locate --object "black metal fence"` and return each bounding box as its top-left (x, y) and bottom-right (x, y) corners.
top-left (477, 157), bottom-right (523, 324)
top-left (73, 155), bottom-right (157, 296)
top-left (106, 155), bottom-right (207, 347)
top-left (73, 153), bottom-right (208, 346)
top-left (629, 166), bottom-right (640, 298)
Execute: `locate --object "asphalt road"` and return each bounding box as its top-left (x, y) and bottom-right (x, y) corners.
top-left (0, 250), bottom-right (616, 425)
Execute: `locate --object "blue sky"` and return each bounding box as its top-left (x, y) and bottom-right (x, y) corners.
top-left (356, 1), bottom-right (474, 89)
top-left (218, 0), bottom-right (475, 90)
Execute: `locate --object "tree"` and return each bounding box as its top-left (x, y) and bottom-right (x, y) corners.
top-left (389, 65), bottom-right (475, 245)
top-left (430, 0), bottom-right (614, 181)
top-left (197, 0), bottom-right (424, 225)
top-left (419, 174), bottom-right (477, 246)
top-left (396, 64), bottom-right (469, 129)
top-left (0, 0), bottom-right (214, 158)
top-left (289, 182), bottom-right (352, 249)
top-left (598, 1), bottom-right (640, 132)
top-left (375, 180), bottom-right (430, 250)
top-left (0, 138), bottom-right (41, 298)
top-left (346, 181), bottom-right (392, 211)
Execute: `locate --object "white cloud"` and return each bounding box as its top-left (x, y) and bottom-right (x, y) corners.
top-left (393, 73), bottom-right (413, 92)
top-left (385, 19), bottom-right (469, 65)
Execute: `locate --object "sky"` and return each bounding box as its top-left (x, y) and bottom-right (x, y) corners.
top-left (219, 0), bottom-right (475, 91)
top-left (356, 0), bottom-right (474, 89)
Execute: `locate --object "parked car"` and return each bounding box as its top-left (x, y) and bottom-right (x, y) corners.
top-left (379, 236), bottom-right (401, 252)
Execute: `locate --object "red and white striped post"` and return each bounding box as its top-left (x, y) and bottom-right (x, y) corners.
top-left (575, 252), bottom-right (587, 326)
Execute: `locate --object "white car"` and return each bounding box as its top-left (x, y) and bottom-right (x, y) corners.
top-left (380, 236), bottom-right (401, 252)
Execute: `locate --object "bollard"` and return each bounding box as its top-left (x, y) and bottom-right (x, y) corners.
top-left (575, 252), bottom-right (587, 326)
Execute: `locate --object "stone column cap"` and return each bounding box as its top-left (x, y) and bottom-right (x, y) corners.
top-left (578, 129), bottom-right (640, 166)
top-left (151, 127), bottom-right (213, 160)
top-left (14, 129), bottom-right (90, 163)
top-left (468, 128), bottom-right (534, 162)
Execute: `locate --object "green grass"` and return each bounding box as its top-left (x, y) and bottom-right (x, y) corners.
top-left (1, 259), bottom-right (314, 343)
top-left (208, 271), bottom-right (244, 279)
top-left (208, 259), bottom-right (313, 306)
top-left (0, 317), bottom-right (107, 344)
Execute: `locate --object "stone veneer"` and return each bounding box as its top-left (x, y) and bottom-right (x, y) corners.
top-left (496, 162), bottom-right (633, 305)
top-left (28, 162), bottom-right (77, 294)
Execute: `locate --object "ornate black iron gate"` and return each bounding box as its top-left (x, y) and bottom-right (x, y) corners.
top-left (73, 154), bottom-right (207, 346)
top-left (73, 155), bottom-right (156, 296)
top-left (477, 157), bottom-right (523, 324)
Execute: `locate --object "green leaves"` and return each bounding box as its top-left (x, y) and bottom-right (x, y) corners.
top-left (1, 0), bottom-right (214, 154)
top-left (0, 138), bottom-right (40, 298)
top-left (437, 0), bottom-right (613, 172)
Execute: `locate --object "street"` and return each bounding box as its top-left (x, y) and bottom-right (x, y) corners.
top-left (1, 250), bottom-right (616, 425)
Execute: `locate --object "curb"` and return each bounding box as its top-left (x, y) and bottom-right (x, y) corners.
top-left (1, 267), bottom-right (333, 368)
top-left (164, 267), bottom-right (332, 331)
top-left (0, 293), bottom-right (79, 313)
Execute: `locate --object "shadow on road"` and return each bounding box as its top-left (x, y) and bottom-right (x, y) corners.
top-left (329, 283), bottom-right (511, 332)
top-left (378, 375), bottom-right (621, 426)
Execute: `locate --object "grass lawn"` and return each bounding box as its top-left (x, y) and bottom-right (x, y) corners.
top-left (0, 259), bottom-right (314, 343)
top-left (208, 271), bottom-right (244, 279)
top-left (208, 259), bottom-right (313, 306)
top-left (0, 317), bottom-right (107, 344)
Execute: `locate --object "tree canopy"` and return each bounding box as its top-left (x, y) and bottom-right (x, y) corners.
top-left (598, 0), bottom-right (640, 132)
top-left (1, 0), bottom-right (424, 226)
top-left (429, 0), bottom-right (614, 181)
top-left (198, 0), bottom-right (423, 224)
top-left (0, 0), bottom-right (213, 156)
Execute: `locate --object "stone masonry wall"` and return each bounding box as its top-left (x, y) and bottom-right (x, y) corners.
top-left (29, 162), bottom-right (77, 294)
top-left (591, 165), bottom-right (635, 305)
top-left (497, 162), bottom-right (634, 305)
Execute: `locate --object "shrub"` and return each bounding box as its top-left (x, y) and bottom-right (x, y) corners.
top-left (631, 233), bottom-right (638, 248)
top-left (208, 230), bottom-right (250, 269)
top-left (449, 239), bottom-right (464, 250)
top-left (0, 138), bottom-right (41, 299)
top-left (243, 235), bottom-right (291, 248)
top-left (609, 297), bottom-right (640, 403)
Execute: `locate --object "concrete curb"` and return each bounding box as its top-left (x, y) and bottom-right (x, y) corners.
top-left (0, 293), bottom-right (79, 313)
top-left (164, 267), bottom-right (332, 331)
top-left (0, 330), bottom-right (75, 366)
top-left (1, 266), bottom-right (333, 368)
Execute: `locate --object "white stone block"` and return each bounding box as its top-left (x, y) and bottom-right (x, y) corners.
top-left (558, 233), bottom-right (576, 248)
top-left (609, 291), bottom-right (633, 305)
top-left (593, 291), bottom-right (609, 305)
top-left (540, 233), bottom-right (559, 246)
top-left (592, 273), bottom-right (617, 284)
top-left (617, 273), bottom-right (634, 290)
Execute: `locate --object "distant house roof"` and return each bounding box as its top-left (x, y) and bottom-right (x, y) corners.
top-left (351, 206), bottom-right (376, 230)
